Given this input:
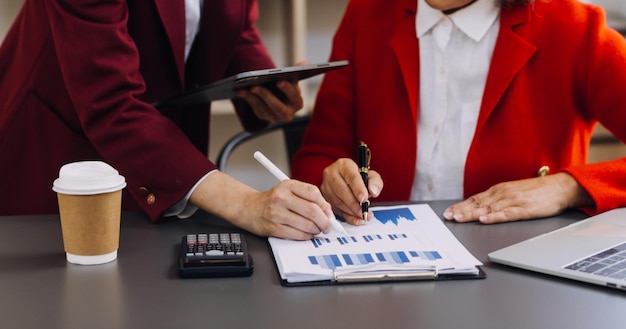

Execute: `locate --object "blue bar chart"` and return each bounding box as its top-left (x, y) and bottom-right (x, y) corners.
top-left (372, 207), bottom-right (417, 225)
top-left (311, 233), bottom-right (409, 248)
top-left (308, 250), bottom-right (442, 270)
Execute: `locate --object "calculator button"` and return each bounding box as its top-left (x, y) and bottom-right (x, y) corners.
top-left (206, 250), bottom-right (224, 256)
top-left (185, 234), bottom-right (197, 256)
top-left (195, 244), bottom-right (206, 256)
top-left (220, 233), bottom-right (231, 243)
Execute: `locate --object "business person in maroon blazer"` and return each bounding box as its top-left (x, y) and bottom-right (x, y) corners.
top-left (0, 0), bottom-right (334, 240)
top-left (292, 0), bottom-right (626, 226)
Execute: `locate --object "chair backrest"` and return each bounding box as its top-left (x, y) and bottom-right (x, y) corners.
top-left (216, 115), bottom-right (310, 189)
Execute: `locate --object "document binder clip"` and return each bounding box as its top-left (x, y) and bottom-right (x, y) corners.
top-left (332, 263), bottom-right (438, 283)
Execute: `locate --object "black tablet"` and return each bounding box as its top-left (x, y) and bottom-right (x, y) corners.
top-left (154, 60), bottom-right (349, 107)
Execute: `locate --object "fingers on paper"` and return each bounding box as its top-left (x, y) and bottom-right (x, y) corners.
top-left (277, 180), bottom-right (333, 236)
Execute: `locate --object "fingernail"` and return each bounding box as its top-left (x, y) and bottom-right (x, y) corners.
top-left (370, 185), bottom-right (380, 197)
top-left (479, 215), bottom-right (488, 223)
top-left (453, 213), bottom-right (464, 221)
top-left (360, 194), bottom-right (369, 203)
top-left (443, 211), bottom-right (453, 220)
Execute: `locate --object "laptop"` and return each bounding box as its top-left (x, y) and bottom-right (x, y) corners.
top-left (488, 208), bottom-right (626, 291)
top-left (153, 60), bottom-right (349, 108)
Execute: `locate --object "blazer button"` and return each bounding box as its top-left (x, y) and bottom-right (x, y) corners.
top-left (138, 187), bottom-right (156, 205)
top-left (536, 166), bottom-right (550, 177)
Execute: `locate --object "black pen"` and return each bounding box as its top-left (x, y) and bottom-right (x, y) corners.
top-left (358, 141), bottom-right (371, 224)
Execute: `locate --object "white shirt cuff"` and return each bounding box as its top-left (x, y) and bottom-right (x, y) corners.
top-left (163, 170), bottom-right (217, 219)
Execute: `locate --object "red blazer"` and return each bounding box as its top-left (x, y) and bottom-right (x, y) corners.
top-left (0, 0), bottom-right (273, 220)
top-left (292, 0), bottom-right (626, 216)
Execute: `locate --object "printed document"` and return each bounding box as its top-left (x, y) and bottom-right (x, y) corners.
top-left (269, 204), bottom-right (483, 284)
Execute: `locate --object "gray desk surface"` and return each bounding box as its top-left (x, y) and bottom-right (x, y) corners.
top-left (1, 200), bottom-right (625, 329)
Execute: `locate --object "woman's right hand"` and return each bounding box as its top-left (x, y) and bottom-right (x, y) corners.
top-left (320, 158), bottom-right (383, 226)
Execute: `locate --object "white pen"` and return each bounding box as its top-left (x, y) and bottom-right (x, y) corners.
top-left (254, 151), bottom-right (349, 236)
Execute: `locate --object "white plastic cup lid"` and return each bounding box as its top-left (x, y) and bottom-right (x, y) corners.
top-left (52, 161), bottom-right (126, 195)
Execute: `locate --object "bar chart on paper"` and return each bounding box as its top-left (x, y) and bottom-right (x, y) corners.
top-left (311, 233), bottom-right (410, 247)
top-left (309, 229), bottom-right (442, 270)
top-left (370, 207), bottom-right (417, 225)
top-left (309, 250), bottom-right (443, 270)
top-left (268, 204), bottom-right (484, 284)
top-left (308, 208), bottom-right (442, 270)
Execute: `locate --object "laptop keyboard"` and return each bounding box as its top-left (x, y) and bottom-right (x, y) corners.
top-left (564, 242), bottom-right (626, 280)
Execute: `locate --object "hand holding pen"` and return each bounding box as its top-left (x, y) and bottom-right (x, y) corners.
top-left (254, 151), bottom-right (349, 236)
top-left (318, 142), bottom-right (383, 226)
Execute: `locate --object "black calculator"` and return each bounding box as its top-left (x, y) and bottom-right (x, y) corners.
top-left (178, 233), bottom-right (254, 278)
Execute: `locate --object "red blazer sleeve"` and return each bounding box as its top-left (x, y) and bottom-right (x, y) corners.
top-left (558, 5), bottom-right (626, 215)
top-left (41, 0), bottom-right (216, 220)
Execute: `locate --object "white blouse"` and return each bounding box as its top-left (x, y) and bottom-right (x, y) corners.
top-left (412, 0), bottom-right (500, 200)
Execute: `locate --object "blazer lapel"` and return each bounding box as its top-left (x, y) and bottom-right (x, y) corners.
top-left (476, 4), bottom-right (536, 134)
top-left (390, 0), bottom-right (419, 125)
top-left (154, 0), bottom-right (186, 84)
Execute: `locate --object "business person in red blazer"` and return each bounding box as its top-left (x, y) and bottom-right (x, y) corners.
top-left (0, 0), bottom-right (335, 240)
top-left (292, 0), bottom-right (626, 226)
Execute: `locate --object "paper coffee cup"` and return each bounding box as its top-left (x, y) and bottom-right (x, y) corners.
top-left (53, 161), bottom-right (126, 265)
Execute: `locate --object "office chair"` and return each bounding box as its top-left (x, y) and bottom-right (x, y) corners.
top-left (216, 115), bottom-right (311, 190)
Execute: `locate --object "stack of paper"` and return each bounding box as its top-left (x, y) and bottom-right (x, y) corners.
top-left (268, 204), bottom-right (483, 285)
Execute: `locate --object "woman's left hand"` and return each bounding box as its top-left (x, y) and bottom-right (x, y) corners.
top-left (443, 172), bottom-right (594, 224)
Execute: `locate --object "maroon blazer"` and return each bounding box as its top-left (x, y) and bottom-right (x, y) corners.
top-left (292, 0), bottom-right (626, 216)
top-left (0, 0), bottom-right (274, 220)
